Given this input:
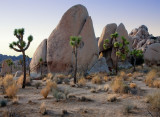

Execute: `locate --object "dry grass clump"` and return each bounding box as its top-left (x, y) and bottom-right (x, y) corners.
top-left (6, 83), bottom-right (18, 98)
top-left (78, 78), bottom-right (86, 86)
top-left (47, 73), bottom-right (54, 79)
top-left (103, 76), bottom-right (111, 82)
top-left (41, 81), bottom-right (57, 99)
top-left (127, 73), bottom-right (132, 77)
top-left (111, 77), bottom-right (129, 94)
top-left (132, 72), bottom-right (143, 79)
top-left (17, 75), bottom-right (31, 86)
top-left (153, 80), bottom-right (160, 88)
top-left (147, 92), bottom-right (160, 115)
top-left (107, 94), bottom-right (117, 102)
top-left (40, 102), bottom-right (47, 115)
top-left (145, 70), bottom-right (156, 87)
top-left (119, 71), bottom-right (128, 81)
top-left (92, 76), bottom-right (102, 84)
top-left (130, 83), bottom-right (137, 89)
top-left (41, 87), bottom-right (50, 99)
top-left (3, 74), bottom-right (14, 88)
top-left (46, 80), bottom-right (57, 90)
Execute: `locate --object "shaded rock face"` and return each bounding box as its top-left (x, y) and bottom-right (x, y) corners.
top-left (30, 39), bottom-right (47, 72)
top-left (144, 43), bottom-right (160, 65)
top-left (87, 57), bottom-right (109, 74)
top-left (30, 5), bottom-right (98, 73)
top-left (98, 23), bottom-right (117, 52)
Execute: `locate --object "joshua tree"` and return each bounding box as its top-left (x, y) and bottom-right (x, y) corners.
top-left (69, 36), bottom-right (81, 84)
top-left (39, 58), bottom-right (43, 76)
top-left (9, 28), bottom-right (33, 88)
top-left (103, 32), bottom-right (129, 74)
top-left (130, 49), bottom-right (143, 71)
top-left (6, 59), bottom-right (13, 73)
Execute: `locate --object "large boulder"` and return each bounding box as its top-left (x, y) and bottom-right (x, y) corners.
top-left (87, 57), bottom-right (109, 74)
top-left (30, 39), bottom-right (47, 72)
top-left (144, 43), bottom-right (160, 65)
top-left (116, 23), bottom-right (132, 50)
top-left (98, 23), bottom-right (117, 52)
top-left (47, 4), bottom-right (98, 73)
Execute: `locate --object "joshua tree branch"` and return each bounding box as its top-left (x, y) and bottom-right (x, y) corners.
top-left (12, 47), bottom-right (22, 52)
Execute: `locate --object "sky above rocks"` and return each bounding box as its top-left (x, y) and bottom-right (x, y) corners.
top-left (0, 0), bottom-right (159, 57)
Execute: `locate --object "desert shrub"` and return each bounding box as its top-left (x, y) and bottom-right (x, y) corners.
top-left (3, 74), bottom-right (14, 88)
top-left (12, 97), bottom-right (19, 105)
top-left (147, 92), bottom-right (160, 115)
top-left (127, 73), bottom-right (132, 77)
top-left (145, 70), bottom-right (156, 87)
top-left (78, 78), bottom-right (86, 86)
top-left (47, 73), bottom-right (53, 78)
top-left (6, 83), bottom-right (19, 98)
top-left (104, 84), bottom-right (110, 92)
top-left (17, 75), bottom-right (31, 86)
top-left (130, 83), bottom-right (137, 88)
top-left (41, 87), bottom-right (50, 99)
top-left (153, 80), bottom-right (160, 88)
top-left (0, 100), bottom-right (7, 107)
top-left (52, 89), bottom-right (65, 102)
top-left (107, 94), bottom-right (117, 102)
top-left (103, 76), bottom-right (111, 82)
top-left (35, 82), bottom-right (41, 89)
top-left (119, 71), bottom-right (128, 81)
top-left (46, 80), bottom-right (57, 90)
top-left (92, 76), bottom-right (102, 84)
top-left (123, 104), bottom-right (134, 114)
top-left (111, 77), bottom-right (129, 94)
top-left (40, 102), bottom-right (47, 115)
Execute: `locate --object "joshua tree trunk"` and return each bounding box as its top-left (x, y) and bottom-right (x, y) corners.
top-left (133, 56), bottom-right (136, 72)
top-left (74, 47), bottom-right (77, 84)
top-left (115, 48), bottom-right (118, 75)
top-left (22, 51), bottom-right (26, 89)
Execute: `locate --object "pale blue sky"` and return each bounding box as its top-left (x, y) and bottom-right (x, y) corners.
top-left (0, 0), bottom-right (160, 57)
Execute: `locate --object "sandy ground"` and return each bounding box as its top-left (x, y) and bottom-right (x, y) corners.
top-left (0, 74), bottom-right (159, 117)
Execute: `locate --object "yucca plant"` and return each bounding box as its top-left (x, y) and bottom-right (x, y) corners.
top-left (9, 28), bottom-right (33, 88)
top-left (69, 36), bottom-right (82, 84)
top-left (103, 32), bottom-right (129, 74)
top-left (130, 49), bottom-right (143, 71)
top-left (6, 59), bottom-right (14, 73)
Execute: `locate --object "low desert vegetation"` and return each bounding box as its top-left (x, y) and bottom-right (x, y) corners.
top-left (41, 87), bottom-right (50, 99)
top-left (78, 78), bottom-right (86, 86)
top-left (107, 94), bottom-right (117, 102)
top-left (17, 75), bottom-right (31, 86)
top-left (35, 82), bottom-right (41, 89)
top-left (111, 77), bottom-right (129, 94)
top-left (6, 83), bottom-right (19, 98)
top-left (147, 92), bottom-right (160, 115)
top-left (129, 83), bottom-right (137, 89)
top-left (153, 80), bottom-right (160, 88)
top-left (92, 76), bottom-right (102, 84)
top-left (0, 100), bottom-right (7, 107)
top-left (145, 70), bottom-right (156, 87)
top-left (40, 102), bottom-right (47, 115)
top-left (119, 71), bottom-right (128, 81)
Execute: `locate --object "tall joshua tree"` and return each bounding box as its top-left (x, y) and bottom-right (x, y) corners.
top-left (69, 36), bottom-right (81, 84)
top-left (130, 49), bottom-right (143, 72)
top-left (6, 59), bottom-right (13, 73)
top-left (9, 28), bottom-right (33, 88)
top-left (103, 32), bottom-right (129, 74)
top-left (39, 58), bottom-right (43, 76)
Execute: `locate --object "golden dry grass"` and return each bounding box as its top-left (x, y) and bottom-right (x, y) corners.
top-left (78, 78), bottom-right (86, 86)
top-left (130, 83), bottom-right (137, 88)
top-left (46, 80), bottom-right (57, 90)
top-left (127, 73), bottom-right (132, 77)
top-left (119, 71), bottom-right (128, 81)
top-left (145, 70), bottom-right (156, 87)
top-left (3, 74), bottom-right (14, 88)
top-left (41, 87), bottom-right (50, 99)
top-left (6, 83), bottom-right (18, 98)
top-left (111, 77), bottom-right (129, 94)
top-left (103, 76), bottom-right (111, 82)
top-left (92, 76), bottom-right (102, 84)
top-left (153, 80), bottom-right (160, 88)
top-left (17, 75), bottom-right (31, 86)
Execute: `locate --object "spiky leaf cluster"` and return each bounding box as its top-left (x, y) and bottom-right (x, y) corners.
top-left (69, 36), bottom-right (81, 48)
top-left (9, 28), bottom-right (33, 52)
top-left (6, 59), bottom-right (13, 66)
top-left (130, 49), bottom-right (143, 57)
